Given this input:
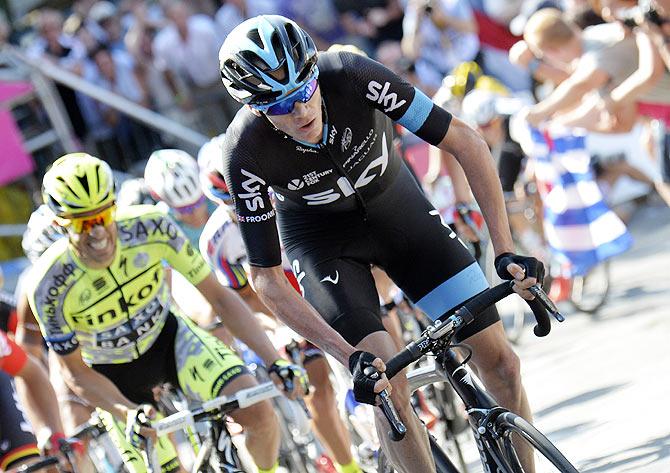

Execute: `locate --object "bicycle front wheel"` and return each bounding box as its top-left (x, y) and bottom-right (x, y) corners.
top-left (493, 412), bottom-right (579, 473)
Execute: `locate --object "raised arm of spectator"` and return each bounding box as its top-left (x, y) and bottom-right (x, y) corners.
top-left (401, 0), bottom-right (425, 59)
top-left (642, 0), bottom-right (670, 71)
top-left (525, 60), bottom-right (610, 126)
top-left (608, 29), bottom-right (665, 108)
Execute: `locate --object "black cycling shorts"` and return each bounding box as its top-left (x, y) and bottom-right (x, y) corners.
top-left (93, 313), bottom-right (250, 405)
top-left (283, 165), bottom-right (499, 346)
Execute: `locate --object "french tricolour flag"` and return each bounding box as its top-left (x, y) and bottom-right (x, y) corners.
top-left (526, 127), bottom-right (633, 276)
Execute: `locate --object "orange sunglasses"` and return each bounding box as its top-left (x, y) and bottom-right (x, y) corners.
top-left (58, 203), bottom-right (117, 233)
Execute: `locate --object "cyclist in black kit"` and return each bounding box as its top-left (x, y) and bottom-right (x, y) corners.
top-left (218, 15), bottom-right (544, 472)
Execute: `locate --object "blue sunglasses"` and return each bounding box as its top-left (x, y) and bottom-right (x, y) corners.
top-left (254, 78), bottom-right (319, 116)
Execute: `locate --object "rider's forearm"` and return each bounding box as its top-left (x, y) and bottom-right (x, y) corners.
top-left (208, 286), bottom-right (280, 366)
top-left (58, 353), bottom-right (137, 420)
top-left (251, 267), bottom-right (356, 365)
top-left (440, 121), bottom-right (514, 256)
top-left (441, 151), bottom-right (473, 203)
top-left (14, 355), bottom-right (64, 436)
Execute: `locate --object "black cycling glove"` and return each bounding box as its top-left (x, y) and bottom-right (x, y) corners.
top-left (494, 252), bottom-right (545, 284)
top-left (348, 350), bottom-right (380, 405)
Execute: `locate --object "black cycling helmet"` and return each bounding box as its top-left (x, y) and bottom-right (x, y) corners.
top-left (218, 15), bottom-right (318, 106)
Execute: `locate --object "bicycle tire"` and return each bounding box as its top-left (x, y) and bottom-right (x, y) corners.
top-left (493, 412), bottom-right (579, 473)
top-left (425, 383), bottom-right (470, 473)
top-left (569, 261), bottom-right (610, 314)
top-left (377, 433), bottom-right (460, 473)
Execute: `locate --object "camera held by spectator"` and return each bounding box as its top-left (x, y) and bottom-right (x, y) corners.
top-left (618, 2), bottom-right (669, 28)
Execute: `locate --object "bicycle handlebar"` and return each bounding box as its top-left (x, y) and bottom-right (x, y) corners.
top-left (379, 282), bottom-right (563, 440)
top-left (152, 382), bottom-right (280, 436)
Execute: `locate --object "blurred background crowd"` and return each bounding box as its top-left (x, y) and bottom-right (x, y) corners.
top-left (1, 0), bottom-right (670, 287)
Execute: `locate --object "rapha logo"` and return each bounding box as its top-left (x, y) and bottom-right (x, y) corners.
top-left (288, 179), bottom-right (305, 191)
top-left (341, 127), bottom-right (352, 151)
top-left (239, 169), bottom-right (265, 212)
top-left (328, 125), bottom-right (338, 145)
top-left (296, 145), bottom-right (318, 154)
top-left (366, 81), bottom-right (407, 113)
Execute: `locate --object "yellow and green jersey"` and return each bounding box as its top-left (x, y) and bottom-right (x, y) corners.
top-left (27, 205), bottom-right (211, 365)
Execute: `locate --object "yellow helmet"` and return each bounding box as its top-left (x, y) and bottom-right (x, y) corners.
top-left (446, 61), bottom-right (483, 98)
top-left (42, 153), bottom-right (116, 217)
top-left (474, 76), bottom-right (509, 97)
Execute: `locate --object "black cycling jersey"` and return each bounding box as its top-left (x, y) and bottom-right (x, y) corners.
top-left (222, 51), bottom-right (497, 345)
top-left (222, 51), bottom-right (451, 267)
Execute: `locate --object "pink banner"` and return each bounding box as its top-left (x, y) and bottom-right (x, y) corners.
top-left (0, 109), bottom-right (34, 186)
top-left (0, 81), bottom-right (35, 185)
top-left (0, 81), bottom-right (33, 103)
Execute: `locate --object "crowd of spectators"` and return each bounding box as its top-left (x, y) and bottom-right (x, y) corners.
top-left (0, 0), bottom-right (669, 195)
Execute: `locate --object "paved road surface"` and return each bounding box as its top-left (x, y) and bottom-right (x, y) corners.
top-left (458, 203), bottom-right (670, 473)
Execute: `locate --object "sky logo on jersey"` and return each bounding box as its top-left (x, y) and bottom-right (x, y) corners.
top-left (366, 81), bottom-right (407, 113)
top-left (239, 169), bottom-right (266, 212)
top-left (302, 133), bottom-right (389, 205)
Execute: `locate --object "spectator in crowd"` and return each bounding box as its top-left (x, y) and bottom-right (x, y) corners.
top-left (65, 0), bottom-right (100, 52)
top-left (0, 11), bottom-right (10, 46)
top-left (521, 7), bottom-right (670, 205)
top-left (215, 0), bottom-right (281, 39)
top-left (124, 1), bottom-right (191, 130)
top-left (88, 1), bottom-right (126, 52)
top-left (27, 9), bottom-right (89, 141)
top-left (468, 0), bottom-right (533, 94)
top-left (153, 0), bottom-right (238, 134)
top-left (521, 7), bottom-right (638, 130)
top-left (78, 44), bottom-right (159, 168)
top-left (595, 0), bottom-right (670, 181)
top-left (646, 0), bottom-right (670, 71)
top-left (334, 0), bottom-right (404, 55)
top-left (279, 0), bottom-right (347, 50)
top-left (401, 0), bottom-right (480, 94)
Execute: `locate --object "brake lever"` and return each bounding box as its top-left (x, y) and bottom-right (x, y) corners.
top-left (528, 285), bottom-right (564, 322)
top-left (363, 366), bottom-right (406, 441)
top-left (378, 389), bottom-right (407, 441)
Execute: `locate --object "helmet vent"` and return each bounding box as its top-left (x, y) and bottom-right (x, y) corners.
top-left (57, 176), bottom-right (81, 199)
top-left (247, 29), bottom-right (264, 49)
top-left (284, 23), bottom-right (301, 63)
top-left (77, 173), bottom-right (90, 195)
top-left (240, 50), bottom-right (269, 72)
top-left (296, 63), bottom-right (313, 84)
top-left (94, 163), bottom-right (101, 192)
